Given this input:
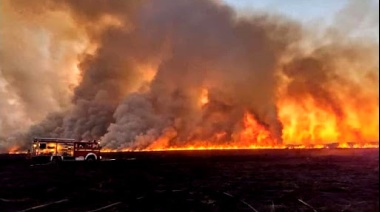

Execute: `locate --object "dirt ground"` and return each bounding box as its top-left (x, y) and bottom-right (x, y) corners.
top-left (0, 149), bottom-right (378, 212)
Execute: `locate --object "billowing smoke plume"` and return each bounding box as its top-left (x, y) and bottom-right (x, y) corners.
top-left (102, 0), bottom-right (302, 149)
top-left (0, 0), bottom-right (378, 152)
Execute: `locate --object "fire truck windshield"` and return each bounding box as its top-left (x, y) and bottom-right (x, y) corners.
top-left (39, 143), bottom-right (46, 149)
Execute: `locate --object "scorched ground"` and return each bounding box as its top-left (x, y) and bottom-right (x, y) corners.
top-left (0, 149), bottom-right (378, 211)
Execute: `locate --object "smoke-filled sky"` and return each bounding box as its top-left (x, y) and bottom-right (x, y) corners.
top-left (0, 0), bottom-right (378, 152)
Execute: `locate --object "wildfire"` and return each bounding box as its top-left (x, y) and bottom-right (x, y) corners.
top-left (100, 90), bottom-right (379, 152)
top-left (278, 96), bottom-right (379, 146)
top-left (279, 98), bottom-right (340, 144)
top-left (100, 142), bottom-right (379, 153)
top-left (100, 109), bottom-right (378, 153)
top-left (7, 146), bottom-right (28, 154)
top-left (238, 113), bottom-right (273, 146)
top-left (6, 100), bottom-right (379, 154)
top-left (2, 0), bottom-right (379, 155)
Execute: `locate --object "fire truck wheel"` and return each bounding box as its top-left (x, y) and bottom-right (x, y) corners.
top-left (86, 156), bottom-right (96, 161)
top-left (51, 156), bottom-right (62, 164)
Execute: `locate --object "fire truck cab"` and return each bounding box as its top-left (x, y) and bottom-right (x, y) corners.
top-left (31, 137), bottom-right (102, 163)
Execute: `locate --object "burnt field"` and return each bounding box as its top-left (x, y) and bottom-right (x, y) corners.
top-left (0, 149), bottom-right (378, 212)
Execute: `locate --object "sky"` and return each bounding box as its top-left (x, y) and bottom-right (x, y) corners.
top-left (223, 0), bottom-right (346, 22)
top-left (223, 0), bottom-right (379, 41)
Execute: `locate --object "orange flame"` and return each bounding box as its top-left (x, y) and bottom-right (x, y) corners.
top-left (7, 84), bottom-right (379, 154)
top-left (238, 112), bottom-right (273, 146)
top-left (278, 96), bottom-right (379, 146)
top-left (199, 88), bottom-right (209, 107)
top-left (98, 82), bottom-right (379, 153)
top-left (100, 110), bottom-right (378, 153)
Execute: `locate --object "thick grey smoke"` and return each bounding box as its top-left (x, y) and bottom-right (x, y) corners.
top-left (0, 0), bottom-right (378, 152)
top-left (102, 0), bottom-right (301, 149)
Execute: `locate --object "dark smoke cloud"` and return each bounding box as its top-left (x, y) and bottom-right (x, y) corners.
top-left (101, 0), bottom-right (303, 149)
top-left (0, 0), bottom-right (378, 151)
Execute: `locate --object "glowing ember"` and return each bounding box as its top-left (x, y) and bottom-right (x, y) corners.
top-left (199, 88), bottom-right (209, 107)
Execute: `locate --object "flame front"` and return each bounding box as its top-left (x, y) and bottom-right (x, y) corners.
top-left (238, 112), bottom-right (273, 146)
top-left (278, 98), bottom-right (379, 145)
top-left (100, 88), bottom-right (379, 152)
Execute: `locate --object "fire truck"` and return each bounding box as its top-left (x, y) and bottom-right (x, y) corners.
top-left (30, 137), bottom-right (102, 163)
